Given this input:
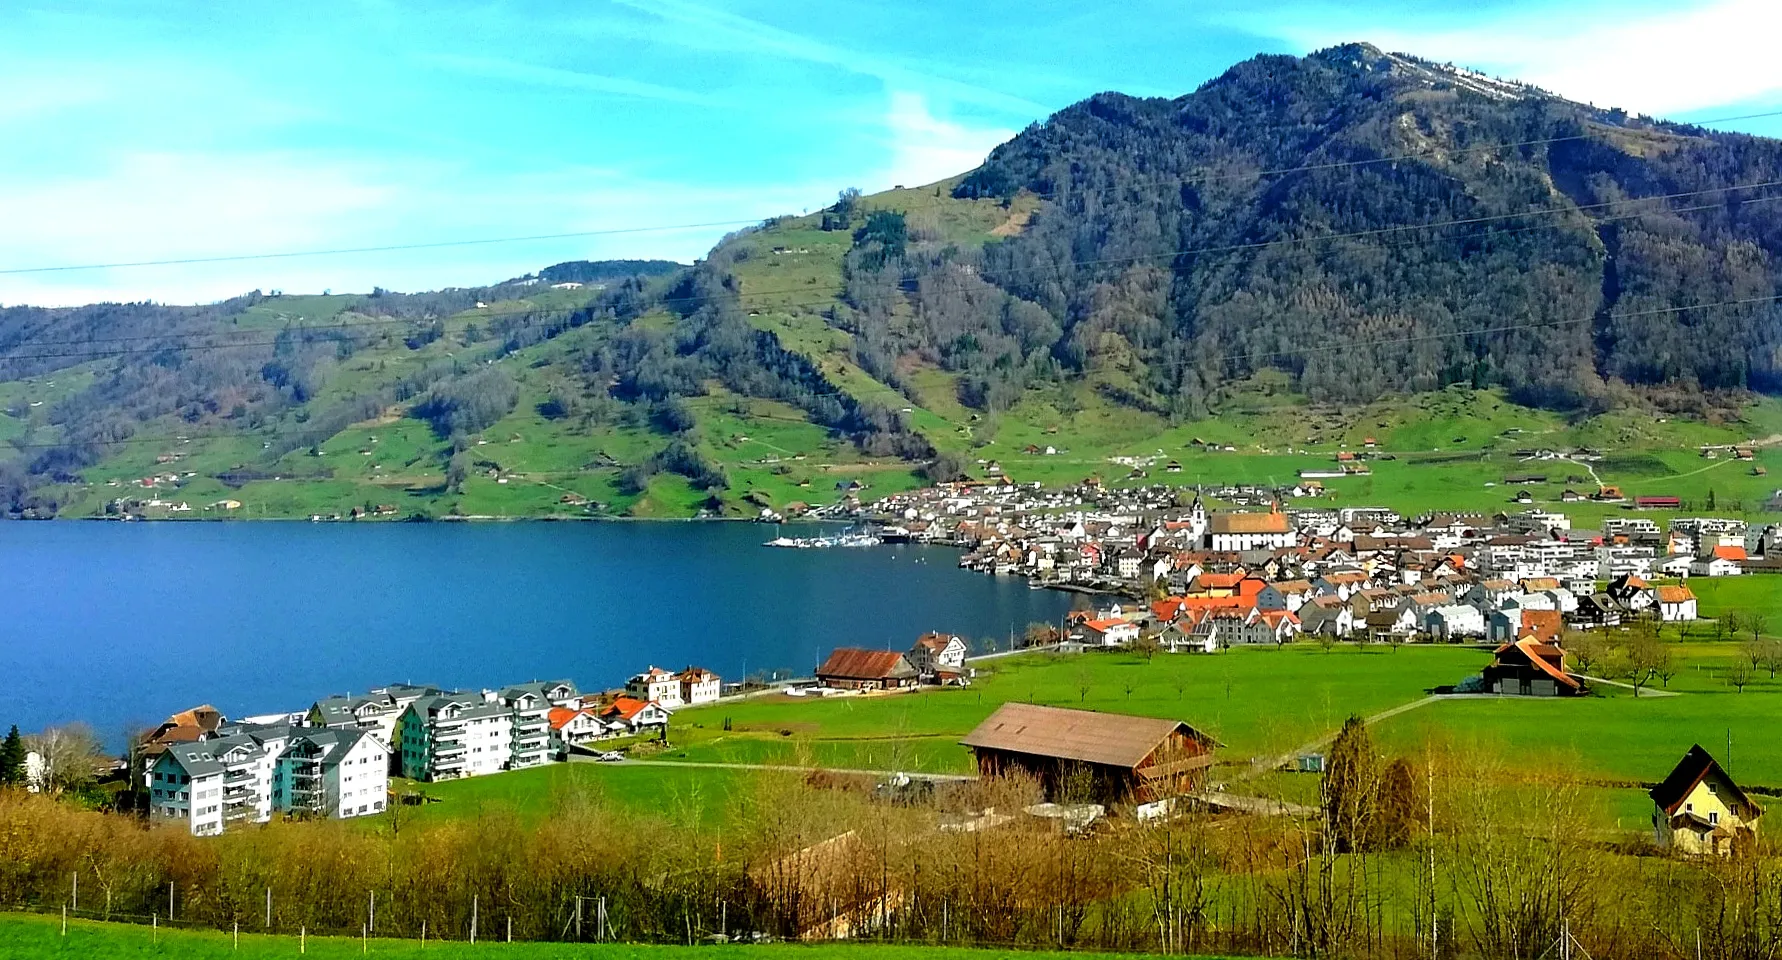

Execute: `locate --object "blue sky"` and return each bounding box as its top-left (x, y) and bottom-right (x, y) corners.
top-left (4, 0), bottom-right (1780, 306)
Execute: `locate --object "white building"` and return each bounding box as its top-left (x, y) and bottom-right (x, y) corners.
top-left (626, 667), bottom-right (684, 708)
top-left (678, 668), bottom-right (722, 706)
top-left (1206, 509), bottom-right (1298, 552)
top-left (498, 681), bottom-right (580, 769)
top-left (150, 742), bottom-right (229, 836)
top-left (1425, 605), bottom-right (1487, 640)
top-left (1656, 585), bottom-right (1699, 622)
top-left (274, 728), bottom-right (389, 820)
top-left (398, 692), bottom-right (516, 782)
top-left (908, 633), bottom-right (969, 679)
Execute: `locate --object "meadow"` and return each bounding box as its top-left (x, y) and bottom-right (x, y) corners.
top-left (0, 913), bottom-right (1233, 960)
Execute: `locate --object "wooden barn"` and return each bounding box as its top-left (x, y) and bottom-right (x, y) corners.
top-left (960, 703), bottom-right (1216, 805)
top-left (1481, 637), bottom-right (1583, 696)
top-left (815, 648), bottom-right (919, 691)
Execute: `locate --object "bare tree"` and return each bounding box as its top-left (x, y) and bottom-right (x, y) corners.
top-left (1728, 658), bottom-right (1755, 693)
top-left (1626, 631), bottom-right (1669, 697)
top-left (24, 723), bottom-right (106, 794)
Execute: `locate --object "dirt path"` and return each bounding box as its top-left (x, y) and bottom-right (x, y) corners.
top-left (1573, 674), bottom-right (1683, 697)
top-left (1238, 694), bottom-right (1443, 781)
top-left (584, 757), bottom-right (972, 781)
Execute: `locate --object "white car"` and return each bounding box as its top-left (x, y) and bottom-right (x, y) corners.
top-left (595, 751), bottom-right (626, 762)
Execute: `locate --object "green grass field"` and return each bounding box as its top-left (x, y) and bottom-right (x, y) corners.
top-left (0, 913), bottom-right (1232, 960)
top-left (668, 645), bottom-right (1479, 775)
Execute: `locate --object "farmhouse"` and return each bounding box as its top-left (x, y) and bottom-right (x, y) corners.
top-left (960, 703), bottom-right (1216, 806)
top-left (1481, 638), bottom-right (1582, 697)
top-left (816, 648), bottom-right (919, 691)
top-left (908, 632), bottom-right (969, 680)
top-left (1651, 745), bottom-right (1762, 856)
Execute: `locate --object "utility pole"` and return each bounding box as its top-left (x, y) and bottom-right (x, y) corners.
top-left (265, 888), bottom-right (271, 929)
top-left (471, 895), bottom-right (478, 944)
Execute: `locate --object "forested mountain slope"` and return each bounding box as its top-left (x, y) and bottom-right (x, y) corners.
top-left (4, 44), bottom-right (1782, 520)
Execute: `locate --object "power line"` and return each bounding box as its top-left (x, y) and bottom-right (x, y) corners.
top-left (9, 177), bottom-right (1779, 357)
top-left (6, 106), bottom-right (1781, 279)
top-left (0, 221), bottom-right (752, 276)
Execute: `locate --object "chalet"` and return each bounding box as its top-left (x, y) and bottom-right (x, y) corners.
top-left (908, 632), bottom-right (969, 680)
top-left (1650, 745), bottom-right (1762, 856)
top-left (815, 648), bottom-right (919, 691)
top-left (1636, 496), bottom-right (1682, 510)
top-left (1080, 618), bottom-right (1140, 647)
top-left (1655, 585), bottom-right (1699, 622)
top-left (1481, 638), bottom-right (1582, 696)
top-left (547, 706), bottom-right (607, 754)
top-left (1571, 594), bottom-right (1622, 629)
top-left (1297, 596), bottom-right (1356, 637)
top-left (600, 697), bottom-right (670, 734)
top-left (1606, 575), bottom-right (1655, 612)
top-left (961, 703), bottom-right (1217, 806)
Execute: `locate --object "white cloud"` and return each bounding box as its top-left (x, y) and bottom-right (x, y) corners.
top-left (1263, 0), bottom-right (1782, 117)
top-left (878, 92), bottom-right (1016, 189)
top-left (0, 150), bottom-right (844, 306)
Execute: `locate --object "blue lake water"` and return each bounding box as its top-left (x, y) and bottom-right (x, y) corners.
top-left (0, 521), bottom-right (1075, 741)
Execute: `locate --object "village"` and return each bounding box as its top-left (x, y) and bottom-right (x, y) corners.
top-left (854, 476), bottom-right (1780, 649)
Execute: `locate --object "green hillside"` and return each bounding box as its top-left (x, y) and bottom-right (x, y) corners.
top-left (8, 43), bottom-right (1782, 521)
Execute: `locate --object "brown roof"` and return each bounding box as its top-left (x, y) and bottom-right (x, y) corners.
top-left (1209, 511), bottom-right (1289, 535)
top-left (913, 632), bottom-right (960, 653)
top-left (1655, 585), bottom-right (1696, 603)
top-left (960, 703), bottom-right (1214, 770)
top-left (816, 648), bottom-right (917, 681)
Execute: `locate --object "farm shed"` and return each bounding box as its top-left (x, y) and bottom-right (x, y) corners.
top-left (960, 703), bottom-right (1216, 805)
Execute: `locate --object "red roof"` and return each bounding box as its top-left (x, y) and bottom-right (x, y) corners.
top-left (1713, 545), bottom-right (1748, 562)
top-left (816, 647), bottom-right (916, 681)
top-left (1520, 609), bottom-right (1562, 643)
top-left (601, 697), bottom-right (653, 721)
top-left (1493, 638), bottom-right (1580, 690)
top-left (548, 706), bottom-right (587, 731)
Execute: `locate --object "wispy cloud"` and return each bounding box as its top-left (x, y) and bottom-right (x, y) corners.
top-left (603, 0), bottom-right (1050, 117)
top-left (0, 149), bottom-right (840, 306)
top-left (420, 53), bottom-right (726, 107)
top-left (1248, 0), bottom-right (1782, 117)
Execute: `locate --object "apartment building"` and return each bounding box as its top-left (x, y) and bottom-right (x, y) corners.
top-left (397, 692), bottom-right (515, 781)
top-left (150, 723), bottom-right (291, 835)
top-left (307, 683), bottom-right (440, 768)
top-left (496, 680), bottom-right (580, 770)
top-left (274, 728), bottom-right (390, 820)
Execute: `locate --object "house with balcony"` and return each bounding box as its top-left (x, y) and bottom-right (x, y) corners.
top-left (397, 692), bottom-right (516, 782)
top-left (274, 728), bottom-right (389, 820)
top-left (498, 680), bottom-right (579, 770)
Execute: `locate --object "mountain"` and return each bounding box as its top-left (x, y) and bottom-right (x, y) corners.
top-left (4, 45), bottom-right (1782, 520)
top-left (931, 43), bottom-right (1782, 414)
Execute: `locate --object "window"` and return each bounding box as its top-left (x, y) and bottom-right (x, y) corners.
top-left (1710, 812), bottom-right (1720, 825)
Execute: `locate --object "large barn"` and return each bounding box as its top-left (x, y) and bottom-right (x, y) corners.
top-left (960, 703), bottom-right (1217, 805)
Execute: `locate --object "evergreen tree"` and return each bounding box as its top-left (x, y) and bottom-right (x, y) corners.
top-left (1321, 715), bottom-right (1380, 853)
top-left (0, 725), bottom-right (24, 784)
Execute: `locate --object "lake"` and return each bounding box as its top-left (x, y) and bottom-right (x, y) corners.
top-left (0, 521), bottom-right (1077, 741)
